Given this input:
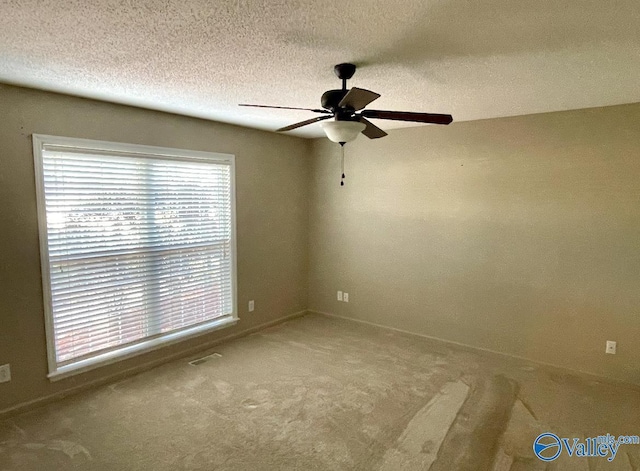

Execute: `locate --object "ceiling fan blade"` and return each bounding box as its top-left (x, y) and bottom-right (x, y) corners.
top-left (240, 104), bottom-right (330, 114)
top-left (276, 115), bottom-right (333, 132)
top-left (361, 110), bottom-right (453, 125)
top-left (358, 117), bottom-right (388, 139)
top-left (338, 87), bottom-right (381, 111)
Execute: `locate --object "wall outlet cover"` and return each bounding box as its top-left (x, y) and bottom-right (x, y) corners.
top-left (0, 364), bottom-right (11, 383)
top-left (605, 340), bottom-right (616, 354)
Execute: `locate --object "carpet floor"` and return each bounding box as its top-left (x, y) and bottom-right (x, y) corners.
top-left (1, 313), bottom-right (639, 470)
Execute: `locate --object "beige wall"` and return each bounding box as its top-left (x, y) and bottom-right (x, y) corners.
top-left (309, 103), bottom-right (640, 386)
top-left (0, 84), bottom-right (310, 413)
top-left (2, 83), bottom-right (639, 415)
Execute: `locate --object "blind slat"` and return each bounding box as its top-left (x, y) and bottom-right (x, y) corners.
top-left (54, 292), bottom-right (229, 335)
top-left (56, 316), bottom-right (225, 366)
top-left (52, 273), bottom-right (232, 309)
top-left (47, 241), bottom-right (230, 263)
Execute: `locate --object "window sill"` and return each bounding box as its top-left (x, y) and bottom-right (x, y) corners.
top-left (48, 315), bottom-right (239, 381)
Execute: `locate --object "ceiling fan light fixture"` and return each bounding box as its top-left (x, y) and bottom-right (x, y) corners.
top-left (320, 120), bottom-right (366, 143)
top-left (240, 63), bottom-right (452, 142)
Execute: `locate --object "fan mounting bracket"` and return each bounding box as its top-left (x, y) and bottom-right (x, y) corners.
top-left (334, 63), bottom-right (356, 80)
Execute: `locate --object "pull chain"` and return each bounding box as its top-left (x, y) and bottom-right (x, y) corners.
top-left (340, 142), bottom-right (346, 186)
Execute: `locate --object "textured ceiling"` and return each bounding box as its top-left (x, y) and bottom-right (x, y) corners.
top-left (1, 0), bottom-right (639, 138)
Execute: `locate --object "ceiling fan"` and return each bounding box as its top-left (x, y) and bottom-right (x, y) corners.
top-left (240, 63), bottom-right (453, 144)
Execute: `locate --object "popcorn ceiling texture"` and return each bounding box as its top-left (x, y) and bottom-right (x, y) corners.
top-left (0, 0), bottom-right (639, 137)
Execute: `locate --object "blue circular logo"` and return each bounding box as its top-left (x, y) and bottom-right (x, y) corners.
top-left (533, 433), bottom-right (562, 461)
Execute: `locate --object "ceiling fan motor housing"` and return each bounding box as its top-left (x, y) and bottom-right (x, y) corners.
top-left (321, 63), bottom-right (358, 117)
top-left (321, 89), bottom-right (352, 113)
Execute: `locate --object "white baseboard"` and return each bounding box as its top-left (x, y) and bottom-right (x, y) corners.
top-left (309, 310), bottom-right (640, 391)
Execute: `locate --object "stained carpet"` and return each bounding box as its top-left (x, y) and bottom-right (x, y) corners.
top-left (1, 313), bottom-right (639, 470)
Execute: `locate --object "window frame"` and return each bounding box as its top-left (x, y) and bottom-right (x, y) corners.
top-left (33, 134), bottom-right (238, 380)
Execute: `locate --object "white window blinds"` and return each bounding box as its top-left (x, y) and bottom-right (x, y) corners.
top-left (33, 135), bottom-right (237, 378)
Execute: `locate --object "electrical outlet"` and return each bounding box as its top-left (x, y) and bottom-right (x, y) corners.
top-left (248, 300), bottom-right (254, 312)
top-left (337, 291), bottom-right (343, 301)
top-left (343, 292), bottom-right (349, 302)
top-left (605, 340), bottom-right (616, 354)
top-left (0, 364), bottom-right (11, 383)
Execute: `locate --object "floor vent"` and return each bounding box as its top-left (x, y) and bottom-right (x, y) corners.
top-left (189, 352), bottom-right (222, 366)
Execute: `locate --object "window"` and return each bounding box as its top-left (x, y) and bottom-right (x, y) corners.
top-left (33, 135), bottom-right (237, 379)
